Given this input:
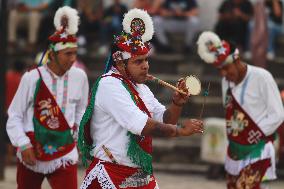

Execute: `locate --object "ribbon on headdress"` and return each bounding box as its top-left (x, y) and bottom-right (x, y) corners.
top-left (197, 31), bottom-right (239, 67)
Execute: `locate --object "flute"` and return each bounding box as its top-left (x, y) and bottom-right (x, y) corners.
top-left (147, 74), bottom-right (188, 96)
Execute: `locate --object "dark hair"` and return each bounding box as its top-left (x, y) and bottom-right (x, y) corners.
top-left (227, 40), bottom-right (237, 54)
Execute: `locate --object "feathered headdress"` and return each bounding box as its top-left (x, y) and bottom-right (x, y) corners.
top-left (112, 8), bottom-right (154, 61)
top-left (197, 31), bottom-right (239, 67)
top-left (104, 8), bottom-right (154, 73)
top-left (48, 6), bottom-right (80, 51)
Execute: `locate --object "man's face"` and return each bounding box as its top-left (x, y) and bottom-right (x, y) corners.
top-left (126, 54), bottom-right (149, 84)
top-left (54, 47), bottom-right (77, 72)
top-left (218, 62), bottom-right (240, 83)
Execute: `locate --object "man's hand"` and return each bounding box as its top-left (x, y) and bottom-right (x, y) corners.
top-left (142, 118), bottom-right (203, 138)
top-left (172, 78), bottom-right (190, 106)
top-left (21, 148), bottom-right (36, 166)
top-left (177, 119), bottom-right (204, 136)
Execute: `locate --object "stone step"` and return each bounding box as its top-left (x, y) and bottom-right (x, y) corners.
top-left (152, 136), bottom-right (202, 164)
top-left (153, 162), bottom-right (209, 176)
top-left (182, 101), bottom-right (224, 118)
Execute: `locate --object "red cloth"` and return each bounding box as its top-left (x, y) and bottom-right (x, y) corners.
top-left (29, 68), bottom-right (75, 161)
top-left (5, 70), bottom-right (22, 111)
top-left (82, 158), bottom-right (157, 189)
top-left (226, 158), bottom-right (271, 189)
top-left (225, 89), bottom-right (273, 145)
top-left (17, 161), bottom-right (77, 189)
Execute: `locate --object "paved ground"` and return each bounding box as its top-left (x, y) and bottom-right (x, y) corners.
top-left (0, 166), bottom-right (284, 189)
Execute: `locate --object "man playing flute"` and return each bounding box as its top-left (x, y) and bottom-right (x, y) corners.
top-left (78, 8), bottom-right (203, 189)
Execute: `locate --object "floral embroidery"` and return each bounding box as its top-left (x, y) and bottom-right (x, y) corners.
top-left (43, 144), bottom-right (58, 155)
top-left (119, 170), bottom-right (153, 188)
top-left (227, 110), bottom-right (249, 137)
top-left (236, 165), bottom-right (262, 189)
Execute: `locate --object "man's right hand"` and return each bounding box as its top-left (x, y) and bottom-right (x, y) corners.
top-left (142, 118), bottom-right (204, 138)
top-left (21, 148), bottom-right (36, 166)
top-left (177, 119), bottom-right (204, 136)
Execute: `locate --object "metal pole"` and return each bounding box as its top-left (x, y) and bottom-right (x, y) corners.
top-left (0, 0), bottom-right (8, 181)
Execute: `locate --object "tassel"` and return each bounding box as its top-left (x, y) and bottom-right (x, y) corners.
top-left (122, 82), bottom-right (153, 174)
top-left (127, 132), bottom-right (153, 174)
top-left (78, 77), bottom-right (102, 167)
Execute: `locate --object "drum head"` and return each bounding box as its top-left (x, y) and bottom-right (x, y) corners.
top-left (185, 75), bottom-right (201, 95)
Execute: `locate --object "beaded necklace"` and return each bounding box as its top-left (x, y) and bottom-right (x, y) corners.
top-left (45, 65), bottom-right (69, 114)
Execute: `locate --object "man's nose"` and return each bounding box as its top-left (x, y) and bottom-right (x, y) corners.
top-left (70, 54), bottom-right (77, 62)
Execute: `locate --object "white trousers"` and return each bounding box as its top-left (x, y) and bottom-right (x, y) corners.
top-left (153, 16), bottom-right (200, 46)
top-left (8, 9), bottom-right (42, 44)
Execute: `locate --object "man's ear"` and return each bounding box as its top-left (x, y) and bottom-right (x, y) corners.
top-left (48, 50), bottom-right (55, 61)
top-left (115, 60), bottom-right (125, 70)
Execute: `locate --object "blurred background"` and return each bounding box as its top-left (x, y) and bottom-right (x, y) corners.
top-left (0, 0), bottom-right (284, 188)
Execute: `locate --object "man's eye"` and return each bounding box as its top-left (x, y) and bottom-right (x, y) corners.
top-left (136, 60), bottom-right (143, 64)
top-left (136, 59), bottom-right (148, 64)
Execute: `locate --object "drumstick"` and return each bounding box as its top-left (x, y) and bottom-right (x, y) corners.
top-left (147, 74), bottom-right (188, 96)
top-left (199, 82), bottom-right (211, 119)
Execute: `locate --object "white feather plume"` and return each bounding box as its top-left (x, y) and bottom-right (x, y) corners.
top-left (123, 8), bottom-right (154, 42)
top-left (197, 31), bottom-right (222, 64)
top-left (54, 6), bottom-right (79, 35)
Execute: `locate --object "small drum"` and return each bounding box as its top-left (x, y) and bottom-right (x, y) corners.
top-left (185, 75), bottom-right (201, 96)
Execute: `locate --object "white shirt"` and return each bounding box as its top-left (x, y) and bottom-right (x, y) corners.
top-left (91, 71), bottom-right (166, 168)
top-left (6, 65), bottom-right (89, 173)
top-left (222, 64), bottom-right (284, 179)
top-left (222, 64), bottom-right (284, 136)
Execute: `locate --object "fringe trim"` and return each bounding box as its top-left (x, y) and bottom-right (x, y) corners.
top-left (80, 161), bottom-right (117, 189)
top-left (78, 77), bottom-right (102, 167)
top-left (122, 82), bottom-right (153, 175)
top-left (127, 132), bottom-right (153, 175)
top-left (17, 147), bottom-right (78, 174)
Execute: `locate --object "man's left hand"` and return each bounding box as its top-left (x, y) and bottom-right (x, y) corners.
top-left (172, 78), bottom-right (190, 106)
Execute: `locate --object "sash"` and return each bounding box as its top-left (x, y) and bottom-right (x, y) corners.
top-left (29, 68), bottom-right (75, 161)
top-left (225, 88), bottom-right (274, 160)
top-left (110, 73), bottom-right (152, 154)
top-left (226, 158), bottom-right (271, 189)
top-left (78, 73), bottom-right (153, 174)
top-left (80, 158), bottom-right (158, 189)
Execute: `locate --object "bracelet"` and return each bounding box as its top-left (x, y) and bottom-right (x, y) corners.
top-left (175, 126), bottom-right (179, 137)
top-left (175, 124), bottom-right (184, 137)
top-left (19, 143), bottom-right (33, 152)
top-left (172, 98), bottom-right (184, 107)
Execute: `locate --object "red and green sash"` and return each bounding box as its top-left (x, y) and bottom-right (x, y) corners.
top-left (78, 73), bottom-right (153, 174)
top-left (28, 69), bottom-right (75, 161)
top-left (111, 73), bottom-right (152, 154)
top-left (225, 89), bottom-right (274, 160)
